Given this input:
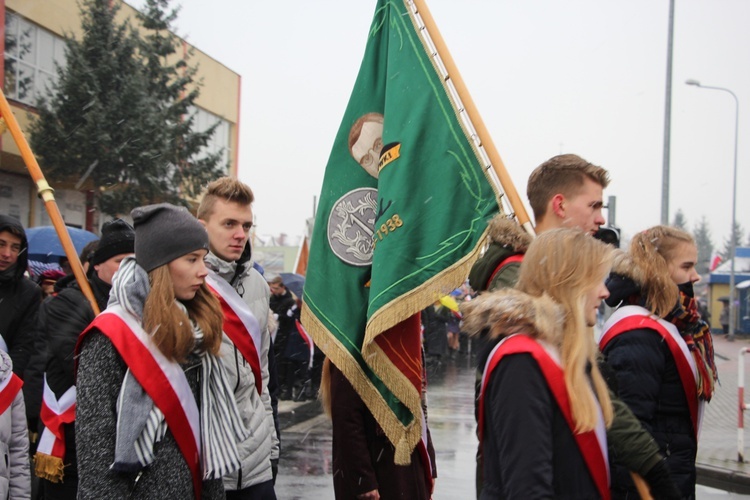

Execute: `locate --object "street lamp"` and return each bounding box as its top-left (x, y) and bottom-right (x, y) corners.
top-left (686, 79), bottom-right (739, 340)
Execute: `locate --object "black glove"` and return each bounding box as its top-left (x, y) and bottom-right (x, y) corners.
top-left (271, 458), bottom-right (279, 484)
top-left (643, 458), bottom-right (681, 500)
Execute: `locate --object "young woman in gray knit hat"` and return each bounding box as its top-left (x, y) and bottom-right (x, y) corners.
top-left (75, 203), bottom-right (248, 499)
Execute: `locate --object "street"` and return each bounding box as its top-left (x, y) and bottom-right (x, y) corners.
top-left (274, 350), bottom-right (750, 499)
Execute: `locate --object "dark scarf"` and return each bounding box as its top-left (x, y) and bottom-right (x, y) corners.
top-left (0, 265), bottom-right (17, 284)
top-left (665, 290), bottom-right (718, 402)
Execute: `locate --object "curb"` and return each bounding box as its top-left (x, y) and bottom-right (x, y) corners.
top-left (697, 462), bottom-right (750, 494)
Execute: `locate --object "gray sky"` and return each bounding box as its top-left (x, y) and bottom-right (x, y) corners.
top-left (130, 0), bottom-right (750, 250)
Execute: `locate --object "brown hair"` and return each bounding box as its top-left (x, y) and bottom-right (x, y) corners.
top-left (143, 265), bottom-right (223, 362)
top-left (516, 228), bottom-right (614, 431)
top-left (526, 154), bottom-right (610, 221)
top-left (630, 225), bottom-right (695, 317)
top-left (269, 276), bottom-right (284, 286)
top-left (197, 177), bottom-right (255, 221)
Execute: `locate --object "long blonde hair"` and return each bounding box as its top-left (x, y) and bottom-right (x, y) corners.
top-left (516, 228), bottom-right (614, 432)
top-left (629, 225), bottom-right (694, 317)
top-left (143, 265), bottom-right (223, 362)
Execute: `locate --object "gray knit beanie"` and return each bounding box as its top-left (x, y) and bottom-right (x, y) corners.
top-left (131, 203), bottom-right (209, 272)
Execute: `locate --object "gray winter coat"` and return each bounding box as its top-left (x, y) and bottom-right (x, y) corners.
top-left (205, 251), bottom-right (279, 491)
top-left (0, 350), bottom-right (30, 500)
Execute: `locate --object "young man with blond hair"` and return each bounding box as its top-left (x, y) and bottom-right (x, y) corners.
top-left (198, 178), bottom-right (278, 499)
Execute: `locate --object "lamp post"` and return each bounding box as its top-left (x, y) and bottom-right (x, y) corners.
top-left (686, 79), bottom-right (739, 340)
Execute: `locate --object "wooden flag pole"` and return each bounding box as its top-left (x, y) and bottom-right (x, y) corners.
top-left (0, 90), bottom-right (100, 315)
top-left (410, 0), bottom-right (535, 235)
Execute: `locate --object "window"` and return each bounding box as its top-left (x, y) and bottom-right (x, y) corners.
top-left (190, 106), bottom-right (231, 171)
top-left (4, 12), bottom-right (66, 106)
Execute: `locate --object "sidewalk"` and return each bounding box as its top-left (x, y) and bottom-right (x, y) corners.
top-left (697, 333), bottom-right (750, 493)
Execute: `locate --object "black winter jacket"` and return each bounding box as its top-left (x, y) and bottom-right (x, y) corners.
top-left (481, 354), bottom-right (601, 499)
top-left (602, 328), bottom-right (696, 498)
top-left (0, 215), bottom-right (41, 381)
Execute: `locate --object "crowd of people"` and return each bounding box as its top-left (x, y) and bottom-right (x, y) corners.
top-left (0, 177), bottom-right (288, 499)
top-left (0, 153), bottom-right (719, 499)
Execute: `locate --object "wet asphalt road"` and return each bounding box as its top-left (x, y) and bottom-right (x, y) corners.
top-left (273, 352), bottom-right (748, 499)
top-left (274, 354), bottom-right (478, 499)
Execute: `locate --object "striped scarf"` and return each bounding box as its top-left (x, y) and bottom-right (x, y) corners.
top-left (666, 291), bottom-right (718, 401)
top-left (111, 257), bottom-right (249, 479)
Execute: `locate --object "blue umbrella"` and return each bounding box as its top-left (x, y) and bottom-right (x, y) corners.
top-left (279, 272), bottom-right (305, 300)
top-left (25, 226), bottom-right (98, 263)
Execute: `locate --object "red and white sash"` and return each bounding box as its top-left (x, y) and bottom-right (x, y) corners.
top-left (479, 334), bottom-right (610, 500)
top-left (0, 371), bottom-right (22, 416)
top-left (206, 272), bottom-right (263, 395)
top-left (599, 305), bottom-right (704, 438)
top-left (295, 319), bottom-right (315, 369)
top-left (77, 305), bottom-right (203, 498)
top-left (37, 377), bottom-right (75, 460)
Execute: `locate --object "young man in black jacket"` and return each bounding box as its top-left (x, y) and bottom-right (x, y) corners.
top-left (0, 215), bottom-right (41, 380)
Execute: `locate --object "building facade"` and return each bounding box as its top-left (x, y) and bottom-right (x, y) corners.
top-left (708, 246), bottom-right (750, 334)
top-left (0, 0), bottom-right (240, 230)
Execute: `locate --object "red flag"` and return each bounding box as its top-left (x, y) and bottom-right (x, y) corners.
top-left (709, 253), bottom-right (722, 272)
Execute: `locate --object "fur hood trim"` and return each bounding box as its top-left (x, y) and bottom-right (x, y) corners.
top-left (486, 214), bottom-right (532, 253)
top-left (610, 249), bottom-right (645, 285)
top-left (460, 289), bottom-right (563, 345)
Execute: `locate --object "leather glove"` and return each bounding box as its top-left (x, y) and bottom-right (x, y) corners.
top-left (643, 458), bottom-right (681, 500)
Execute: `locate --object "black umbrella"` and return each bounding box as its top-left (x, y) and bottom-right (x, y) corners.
top-left (279, 272), bottom-right (305, 299)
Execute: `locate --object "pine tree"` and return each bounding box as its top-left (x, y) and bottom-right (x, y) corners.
top-left (136, 0), bottom-right (225, 201)
top-left (672, 209), bottom-right (688, 231)
top-left (693, 216), bottom-right (714, 275)
top-left (29, 0), bottom-right (223, 217)
top-left (720, 221), bottom-right (745, 260)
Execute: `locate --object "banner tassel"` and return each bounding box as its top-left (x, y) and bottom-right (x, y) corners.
top-left (394, 436), bottom-right (412, 466)
top-left (34, 452), bottom-right (65, 483)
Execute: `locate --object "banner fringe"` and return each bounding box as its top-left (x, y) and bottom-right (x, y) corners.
top-left (34, 452), bottom-right (65, 483)
top-left (302, 306), bottom-right (423, 465)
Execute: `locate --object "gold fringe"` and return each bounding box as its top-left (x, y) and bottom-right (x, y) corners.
top-left (34, 452), bottom-right (65, 483)
top-left (302, 227), bottom-right (491, 465)
top-left (302, 306), bottom-right (423, 465)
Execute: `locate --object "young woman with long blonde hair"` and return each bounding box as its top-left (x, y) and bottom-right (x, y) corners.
top-left (599, 225), bottom-right (716, 498)
top-left (462, 228), bottom-right (614, 499)
top-left (75, 204), bottom-right (248, 499)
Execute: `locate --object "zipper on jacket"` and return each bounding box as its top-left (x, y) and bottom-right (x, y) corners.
top-left (128, 470), bottom-right (143, 499)
top-left (234, 347), bottom-right (242, 393)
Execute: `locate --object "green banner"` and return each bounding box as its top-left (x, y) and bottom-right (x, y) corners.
top-left (302, 0), bottom-right (502, 462)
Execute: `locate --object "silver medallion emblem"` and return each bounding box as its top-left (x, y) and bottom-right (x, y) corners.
top-left (327, 188), bottom-right (378, 266)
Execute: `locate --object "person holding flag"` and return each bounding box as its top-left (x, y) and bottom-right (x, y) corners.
top-left (76, 203), bottom-right (248, 499)
top-left (198, 177), bottom-right (279, 499)
top-left (33, 219), bottom-right (134, 499)
top-left (301, 0), bottom-right (527, 497)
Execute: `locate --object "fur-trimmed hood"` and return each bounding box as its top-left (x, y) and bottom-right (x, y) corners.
top-left (461, 288), bottom-right (563, 345)
top-left (486, 214), bottom-right (533, 252)
top-left (605, 250), bottom-right (645, 307)
top-left (468, 215), bottom-right (532, 293)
